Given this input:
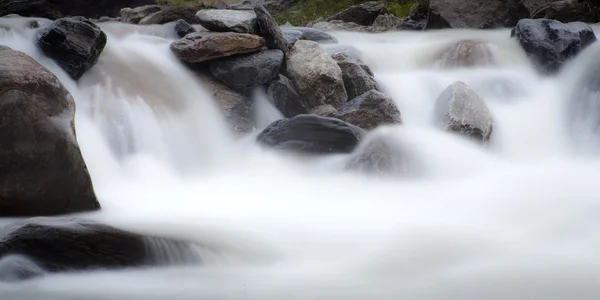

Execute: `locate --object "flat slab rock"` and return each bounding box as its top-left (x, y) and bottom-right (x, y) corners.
top-left (196, 9), bottom-right (257, 33)
top-left (256, 114), bottom-right (365, 154)
top-left (170, 31), bottom-right (264, 63)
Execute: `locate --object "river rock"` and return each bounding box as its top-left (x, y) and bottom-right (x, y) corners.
top-left (139, 6), bottom-right (201, 25)
top-left (281, 27), bottom-right (338, 44)
top-left (210, 49), bottom-right (284, 89)
top-left (346, 136), bottom-right (412, 176)
top-left (0, 46), bottom-right (99, 216)
top-left (528, 0), bottom-right (600, 24)
top-left (256, 114), bottom-right (364, 154)
top-left (429, 0), bottom-right (529, 28)
top-left (511, 18), bottom-right (597, 74)
top-left (373, 13), bottom-right (403, 29)
top-left (267, 75), bottom-right (307, 118)
top-left (37, 17), bottom-right (107, 80)
top-left (336, 90), bottom-right (402, 130)
top-left (254, 4), bottom-right (289, 54)
top-left (310, 104), bottom-right (338, 117)
top-left (196, 72), bottom-right (255, 134)
top-left (326, 1), bottom-right (387, 26)
top-left (196, 9), bottom-right (257, 33)
top-left (434, 81), bottom-right (493, 143)
top-left (170, 32), bottom-right (264, 63)
top-left (0, 217), bottom-right (202, 276)
top-left (434, 39), bottom-right (496, 69)
top-left (174, 19), bottom-right (196, 38)
top-left (282, 30), bottom-right (303, 46)
top-left (285, 40), bottom-right (347, 109)
top-left (120, 5), bottom-right (161, 24)
top-left (312, 20), bottom-right (385, 33)
top-left (331, 52), bottom-right (377, 100)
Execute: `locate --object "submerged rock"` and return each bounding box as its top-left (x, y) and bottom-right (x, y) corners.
top-left (0, 255), bottom-right (45, 282)
top-left (326, 1), bottom-right (387, 26)
top-left (139, 6), bottom-right (201, 25)
top-left (281, 27), bottom-right (338, 44)
top-left (120, 5), bottom-right (161, 24)
top-left (511, 18), bottom-right (597, 74)
top-left (196, 9), bottom-right (257, 33)
top-left (174, 19), bottom-right (196, 38)
top-left (267, 74), bottom-right (308, 118)
top-left (285, 40), bottom-right (347, 109)
top-left (37, 17), bottom-right (107, 80)
top-left (337, 90), bottom-right (402, 130)
top-left (331, 51), bottom-right (377, 100)
top-left (282, 30), bottom-right (303, 46)
top-left (170, 32), bottom-right (264, 63)
top-left (0, 46), bottom-right (99, 216)
top-left (254, 4), bottom-right (289, 54)
top-left (346, 136), bottom-right (414, 176)
top-left (257, 114), bottom-right (364, 154)
top-left (429, 0), bottom-right (529, 28)
top-left (434, 39), bottom-right (495, 69)
top-left (0, 217), bottom-right (202, 277)
top-left (433, 81), bottom-right (493, 143)
top-left (210, 49), bottom-right (284, 89)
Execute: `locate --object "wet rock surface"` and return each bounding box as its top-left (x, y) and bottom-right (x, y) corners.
top-left (170, 32), bottom-right (264, 63)
top-left (434, 39), bottom-right (496, 69)
top-left (210, 49), bottom-right (284, 89)
top-left (37, 17), bottom-right (107, 80)
top-left (310, 104), bottom-right (338, 117)
top-left (254, 4), bottom-right (289, 54)
top-left (139, 6), bottom-right (201, 25)
top-left (257, 114), bottom-right (364, 154)
top-left (120, 5), bottom-right (161, 24)
top-left (331, 51), bottom-right (378, 100)
top-left (267, 74), bottom-right (308, 118)
top-left (336, 90), bottom-right (402, 130)
top-left (281, 27), bottom-right (338, 44)
top-left (196, 9), bottom-right (257, 33)
top-left (174, 19), bottom-right (197, 38)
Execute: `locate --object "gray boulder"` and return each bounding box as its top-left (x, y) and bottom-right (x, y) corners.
top-left (281, 27), bottom-right (338, 44)
top-left (174, 19), bottom-right (196, 38)
top-left (256, 114), bottom-right (364, 154)
top-left (120, 5), bottom-right (161, 24)
top-left (326, 1), bottom-right (387, 26)
top-left (429, 0), bottom-right (529, 28)
top-left (139, 6), bottom-right (201, 25)
top-left (511, 18), bottom-right (597, 74)
top-left (195, 9), bottom-right (257, 33)
top-left (282, 30), bottom-right (303, 46)
top-left (310, 104), bottom-right (338, 117)
top-left (285, 40), bottom-right (347, 109)
top-left (337, 90), bottom-right (402, 130)
top-left (331, 51), bottom-right (377, 100)
top-left (254, 4), bottom-right (289, 54)
top-left (170, 32), bottom-right (264, 63)
top-left (433, 81), bottom-right (493, 143)
top-left (0, 46), bottom-right (99, 216)
top-left (37, 17), bottom-right (107, 80)
top-left (210, 49), bottom-right (284, 89)
top-left (373, 13), bottom-right (403, 29)
top-left (267, 75), bottom-right (308, 118)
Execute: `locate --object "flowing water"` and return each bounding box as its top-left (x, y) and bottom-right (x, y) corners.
top-left (1, 17), bottom-right (600, 300)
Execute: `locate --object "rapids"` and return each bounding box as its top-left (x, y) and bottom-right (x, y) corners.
top-left (1, 17), bottom-right (600, 300)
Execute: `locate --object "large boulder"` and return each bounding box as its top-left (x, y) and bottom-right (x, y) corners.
top-left (196, 72), bottom-right (255, 135)
top-left (120, 5), bottom-right (161, 24)
top-left (429, 0), bottom-right (529, 28)
top-left (139, 6), bottom-right (201, 25)
top-left (433, 81), bottom-right (493, 143)
top-left (170, 32), bottom-right (264, 64)
top-left (0, 0), bottom-right (155, 19)
top-left (0, 217), bottom-right (202, 277)
top-left (511, 18), bottom-right (597, 74)
top-left (285, 40), bottom-right (347, 110)
top-left (281, 27), bottom-right (338, 44)
top-left (326, 1), bottom-right (387, 26)
top-left (256, 114), bottom-right (364, 154)
top-left (433, 39), bottom-right (496, 69)
top-left (528, 0), bottom-right (600, 24)
top-left (254, 4), bottom-right (289, 54)
top-left (210, 49), bottom-right (284, 89)
top-left (267, 74), bottom-right (308, 118)
top-left (0, 46), bottom-right (99, 216)
top-left (37, 17), bottom-right (107, 80)
top-left (196, 9), bottom-right (257, 33)
top-left (336, 90), bottom-right (402, 130)
top-left (331, 51), bottom-right (377, 100)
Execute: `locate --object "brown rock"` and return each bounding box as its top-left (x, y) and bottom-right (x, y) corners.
top-left (170, 32), bottom-right (264, 63)
top-left (337, 90), bottom-right (402, 130)
top-left (310, 104), bottom-right (338, 117)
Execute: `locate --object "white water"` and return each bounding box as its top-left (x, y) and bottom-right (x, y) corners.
top-left (1, 18), bottom-right (600, 300)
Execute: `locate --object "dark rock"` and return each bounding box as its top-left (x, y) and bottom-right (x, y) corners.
top-left (170, 32), bottom-right (264, 63)
top-left (331, 51), bottom-right (377, 100)
top-left (0, 0), bottom-right (155, 19)
top-left (120, 5), bottom-right (161, 24)
top-left (372, 13), bottom-right (403, 29)
top-left (310, 104), bottom-right (338, 117)
top-left (256, 114), bottom-right (364, 154)
top-left (196, 9), bottom-right (257, 33)
top-left (37, 17), bottom-right (107, 80)
top-left (326, 1), bottom-right (387, 26)
top-left (174, 19), bottom-right (196, 38)
top-left (282, 30), bottom-right (303, 46)
top-left (434, 81), bottom-right (493, 143)
top-left (433, 39), bottom-right (496, 69)
top-left (139, 6), bottom-right (201, 25)
top-left (0, 217), bottom-right (202, 276)
top-left (267, 74), bottom-right (307, 118)
top-left (210, 49), bottom-right (284, 89)
top-left (511, 18), bottom-right (597, 74)
top-left (254, 4), bottom-right (289, 54)
top-left (337, 90), bottom-right (402, 130)
top-left (281, 27), bottom-right (338, 44)
top-left (399, 17), bottom-right (427, 31)
top-left (0, 46), bottom-right (99, 216)
top-left (429, 0), bottom-right (529, 28)
top-left (529, 0), bottom-right (600, 24)
top-left (196, 72), bottom-right (255, 134)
